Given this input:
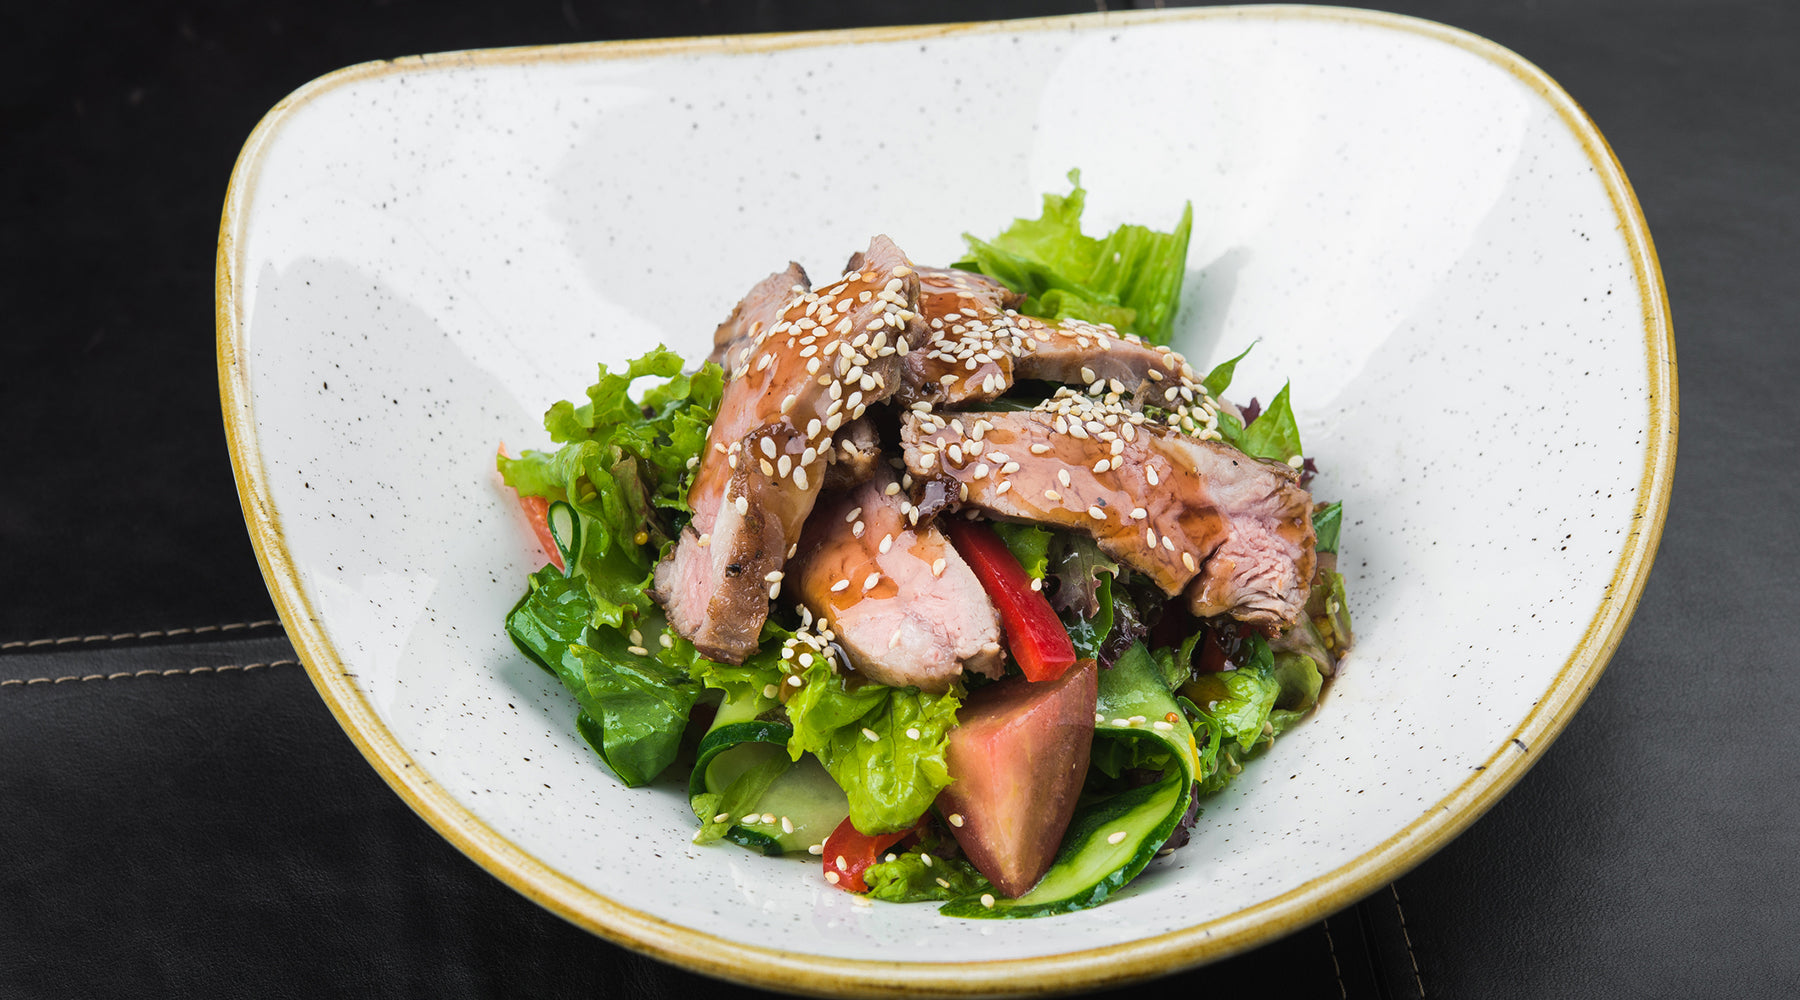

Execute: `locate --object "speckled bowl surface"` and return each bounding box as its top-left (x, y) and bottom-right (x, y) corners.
top-left (217, 7), bottom-right (1673, 996)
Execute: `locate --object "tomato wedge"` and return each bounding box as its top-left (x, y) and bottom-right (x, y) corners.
top-left (942, 518), bottom-right (1077, 683)
top-left (821, 815), bottom-right (926, 893)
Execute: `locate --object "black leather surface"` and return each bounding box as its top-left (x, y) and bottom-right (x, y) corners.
top-left (5, 0), bottom-right (1797, 997)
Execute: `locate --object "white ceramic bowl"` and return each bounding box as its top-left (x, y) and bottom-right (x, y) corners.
top-left (218, 7), bottom-right (1674, 995)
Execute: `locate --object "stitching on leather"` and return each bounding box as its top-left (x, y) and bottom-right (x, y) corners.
top-left (0, 619), bottom-right (283, 651)
top-left (1391, 883), bottom-right (1426, 997)
top-left (1, 661), bottom-right (298, 687)
top-left (1322, 919), bottom-right (1347, 999)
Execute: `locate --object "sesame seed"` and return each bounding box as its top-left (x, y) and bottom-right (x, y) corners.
top-left (1080, 366), bottom-right (1096, 383)
top-left (1029, 578), bottom-right (1042, 591)
top-left (794, 466), bottom-right (810, 490)
top-left (836, 855), bottom-right (848, 871)
top-left (782, 816), bottom-right (794, 834)
top-left (921, 853), bottom-right (934, 868)
top-left (778, 455), bottom-right (793, 477)
top-left (735, 496), bottom-right (749, 516)
top-left (825, 871), bottom-right (840, 884)
top-left (905, 727), bottom-right (921, 740)
top-left (767, 583), bottom-right (780, 599)
top-left (845, 507), bottom-right (863, 524)
top-left (1095, 712), bottom-right (1105, 723)
top-left (1092, 458), bottom-right (1109, 474)
top-left (1154, 720), bottom-right (1176, 731)
top-left (760, 437), bottom-right (777, 459)
top-left (863, 572), bottom-right (882, 591)
top-left (628, 645), bottom-right (649, 657)
top-left (831, 579), bottom-right (850, 593)
top-left (1182, 551), bottom-right (1198, 572)
top-left (852, 520), bottom-right (865, 538)
top-left (1288, 454), bottom-right (1305, 469)
top-left (659, 633), bottom-right (673, 649)
top-left (878, 534), bottom-right (893, 554)
top-left (948, 813), bottom-right (964, 828)
top-left (762, 813), bottom-right (776, 824)
top-left (884, 482), bottom-right (901, 496)
top-left (787, 675), bottom-right (803, 688)
top-left (1106, 831), bottom-right (1128, 845)
top-left (1044, 489), bottom-right (1062, 502)
top-left (763, 683), bottom-right (779, 698)
top-left (936, 878), bottom-right (951, 889)
top-left (1057, 469), bottom-right (1072, 488)
top-left (809, 843), bottom-right (825, 856)
top-left (862, 727), bottom-right (880, 742)
top-left (931, 558), bottom-right (946, 577)
top-left (697, 533), bottom-right (711, 547)
top-left (1130, 507), bottom-right (1147, 519)
top-left (980, 894), bottom-right (996, 909)
top-left (760, 459), bottom-right (775, 477)
top-left (1030, 443), bottom-right (1051, 455)
top-left (996, 481), bottom-right (1012, 494)
top-left (1146, 528), bottom-right (1158, 547)
top-left (1163, 536), bottom-right (1176, 552)
top-left (1088, 506), bottom-right (1107, 521)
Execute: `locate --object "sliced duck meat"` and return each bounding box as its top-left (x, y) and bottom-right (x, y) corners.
top-left (790, 469), bottom-right (1004, 693)
top-left (653, 236), bottom-right (925, 663)
top-left (899, 394), bottom-right (1315, 629)
top-left (896, 268), bottom-right (1033, 408)
top-left (821, 416), bottom-right (882, 491)
top-left (707, 262), bottom-right (810, 369)
top-left (1011, 318), bottom-right (1203, 404)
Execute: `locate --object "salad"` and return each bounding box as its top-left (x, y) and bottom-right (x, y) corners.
top-left (498, 174), bottom-right (1353, 917)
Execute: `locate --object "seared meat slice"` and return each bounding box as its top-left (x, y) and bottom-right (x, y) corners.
top-left (653, 236), bottom-right (925, 663)
top-left (899, 397), bottom-right (1315, 628)
top-left (894, 272), bottom-right (1206, 413)
top-left (1011, 318), bottom-right (1202, 402)
top-left (896, 267), bottom-right (1032, 408)
top-left (790, 470), bottom-right (1004, 693)
top-left (821, 416), bottom-right (881, 491)
top-left (707, 262), bottom-right (810, 369)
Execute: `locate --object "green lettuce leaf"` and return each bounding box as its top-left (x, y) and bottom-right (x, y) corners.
top-left (1201, 343), bottom-right (1254, 399)
top-left (1236, 381), bottom-right (1303, 465)
top-left (991, 521), bottom-right (1053, 581)
top-left (1312, 501), bottom-right (1343, 554)
top-left (955, 170), bottom-right (1193, 345)
top-left (506, 567), bottom-right (698, 787)
top-left (784, 654), bottom-right (960, 834)
top-left (865, 838), bottom-right (992, 903)
top-left (498, 347), bottom-right (725, 629)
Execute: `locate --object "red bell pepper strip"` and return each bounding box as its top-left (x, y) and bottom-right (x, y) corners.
top-left (821, 815), bottom-right (926, 893)
top-left (942, 518), bottom-right (1077, 683)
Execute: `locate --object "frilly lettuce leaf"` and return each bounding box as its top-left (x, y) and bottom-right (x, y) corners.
top-left (784, 654), bottom-right (960, 835)
top-left (866, 841), bottom-right (992, 903)
top-left (956, 169), bottom-right (1193, 345)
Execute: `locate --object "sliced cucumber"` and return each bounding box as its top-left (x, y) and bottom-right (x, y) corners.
top-left (940, 767), bottom-right (1185, 918)
top-left (689, 694), bottom-right (849, 856)
top-left (546, 500), bottom-right (581, 570)
top-left (942, 643), bottom-right (1195, 918)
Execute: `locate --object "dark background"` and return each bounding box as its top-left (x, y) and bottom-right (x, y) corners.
top-left (3, 1), bottom-right (1796, 997)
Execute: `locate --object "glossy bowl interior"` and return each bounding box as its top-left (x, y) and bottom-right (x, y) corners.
top-left (217, 7), bottom-right (1673, 995)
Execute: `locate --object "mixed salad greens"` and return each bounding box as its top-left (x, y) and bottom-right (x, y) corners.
top-left (498, 173), bottom-right (1353, 917)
